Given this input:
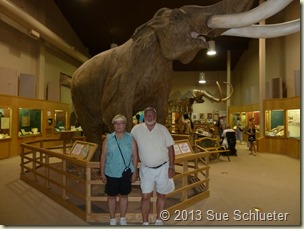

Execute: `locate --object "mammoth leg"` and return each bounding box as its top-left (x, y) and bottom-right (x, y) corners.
top-left (153, 94), bottom-right (170, 126)
top-left (82, 123), bottom-right (104, 162)
top-left (73, 100), bottom-right (104, 161)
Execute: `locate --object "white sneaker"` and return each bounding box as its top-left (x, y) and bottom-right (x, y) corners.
top-left (143, 222), bottom-right (149, 225)
top-left (109, 218), bottom-right (117, 225)
top-left (155, 219), bottom-right (164, 225)
top-left (120, 217), bottom-right (127, 225)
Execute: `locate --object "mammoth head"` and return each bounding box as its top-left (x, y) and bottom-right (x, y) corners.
top-left (132, 0), bottom-right (254, 64)
top-left (132, 0), bottom-right (299, 63)
top-left (192, 81), bottom-right (234, 103)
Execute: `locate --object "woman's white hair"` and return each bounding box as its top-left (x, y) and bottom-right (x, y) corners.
top-left (112, 114), bottom-right (127, 124)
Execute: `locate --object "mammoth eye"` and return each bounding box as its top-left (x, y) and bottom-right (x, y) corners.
top-left (170, 9), bottom-right (181, 21)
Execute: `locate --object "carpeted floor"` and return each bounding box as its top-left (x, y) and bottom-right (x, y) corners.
top-left (0, 143), bottom-right (301, 226)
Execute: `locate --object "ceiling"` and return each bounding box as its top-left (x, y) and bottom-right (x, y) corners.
top-left (53, 0), bottom-right (259, 71)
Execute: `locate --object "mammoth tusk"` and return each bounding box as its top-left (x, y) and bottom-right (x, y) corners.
top-left (208, 0), bottom-right (293, 29)
top-left (203, 81), bottom-right (233, 102)
top-left (216, 81), bottom-right (223, 102)
top-left (221, 19), bottom-right (300, 38)
top-left (221, 82), bottom-right (234, 101)
top-left (203, 81), bottom-right (223, 103)
top-left (193, 82), bottom-right (233, 103)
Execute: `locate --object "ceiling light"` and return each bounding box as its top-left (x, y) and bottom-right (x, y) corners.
top-left (207, 40), bottom-right (216, 55)
top-left (198, 72), bottom-right (206, 84)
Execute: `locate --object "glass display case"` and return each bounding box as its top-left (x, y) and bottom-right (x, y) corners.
top-left (0, 107), bottom-right (12, 139)
top-left (265, 110), bottom-right (285, 137)
top-left (18, 108), bottom-right (42, 136)
top-left (246, 111), bottom-right (260, 132)
top-left (286, 109), bottom-right (300, 138)
top-left (55, 110), bottom-right (67, 132)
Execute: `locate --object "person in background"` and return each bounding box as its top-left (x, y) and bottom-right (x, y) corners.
top-left (182, 113), bottom-right (193, 134)
top-left (131, 107), bottom-right (175, 226)
top-left (221, 125), bottom-right (235, 148)
top-left (247, 117), bottom-right (257, 156)
top-left (133, 113), bottom-right (141, 125)
top-left (100, 114), bottom-right (138, 225)
top-left (236, 117), bottom-right (243, 144)
top-left (217, 116), bottom-right (226, 137)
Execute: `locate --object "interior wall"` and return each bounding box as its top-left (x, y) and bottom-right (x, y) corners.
top-left (44, 47), bottom-right (78, 111)
top-left (0, 0), bottom-right (83, 104)
top-left (232, 39), bottom-right (259, 106)
top-left (0, 20), bottom-right (38, 79)
top-left (281, 1), bottom-right (300, 97)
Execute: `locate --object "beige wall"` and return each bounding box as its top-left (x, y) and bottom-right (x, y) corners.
top-left (0, 0), bottom-right (84, 101)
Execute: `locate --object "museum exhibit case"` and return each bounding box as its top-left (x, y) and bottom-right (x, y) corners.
top-left (265, 109), bottom-right (285, 137)
top-left (0, 107), bottom-right (12, 159)
top-left (54, 109), bottom-right (68, 132)
top-left (230, 112), bottom-right (246, 129)
top-left (18, 108), bottom-right (42, 137)
top-left (0, 107), bottom-right (11, 139)
top-left (257, 97), bottom-right (300, 158)
top-left (0, 94), bottom-right (71, 159)
top-left (228, 104), bottom-right (260, 138)
top-left (286, 109), bottom-right (300, 138)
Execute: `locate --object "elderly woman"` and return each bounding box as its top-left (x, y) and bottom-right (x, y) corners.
top-left (100, 114), bottom-right (138, 225)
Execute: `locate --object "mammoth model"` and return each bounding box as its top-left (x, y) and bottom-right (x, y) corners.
top-left (192, 81), bottom-right (234, 104)
top-left (71, 0), bottom-right (299, 161)
top-left (169, 81), bottom-right (233, 115)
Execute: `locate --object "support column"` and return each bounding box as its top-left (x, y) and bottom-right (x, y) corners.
top-left (226, 50), bottom-right (231, 114)
top-left (259, 0), bottom-right (265, 137)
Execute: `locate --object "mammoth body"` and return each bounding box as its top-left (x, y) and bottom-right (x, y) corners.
top-left (72, 2), bottom-right (242, 161)
top-left (71, 0), bottom-right (298, 161)
top-left (71, 39), bottom-right (173, 151)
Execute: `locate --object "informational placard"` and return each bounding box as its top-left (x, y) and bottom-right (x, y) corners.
top-left (69, 140), bottom-right (98, 162)
top-left (173, 144), bottom-right (182, 155)
top-left (1, 117), bottom-right (10, 129)
top-left (173, 139), bottom-right (193, 155)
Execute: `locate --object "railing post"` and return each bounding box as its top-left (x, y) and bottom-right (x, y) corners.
top-left (20, 144), bottom-right (24, 174)
top-left (86, 167), bottom-right (92, 217)
top-left (62, 159), bottom-right (69, 200)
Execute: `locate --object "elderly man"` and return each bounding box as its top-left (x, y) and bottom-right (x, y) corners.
top-left (131, 107), bottom-right (175, 225)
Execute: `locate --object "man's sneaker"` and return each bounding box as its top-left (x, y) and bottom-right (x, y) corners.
top-left (120, 217), bottom-right (127, 225)
top-left (155, 219), bottom-right (164, 225)
top-left (143, 222), bottom-right (149, 225)
top-left (109, 218), bottom-right (117, 225)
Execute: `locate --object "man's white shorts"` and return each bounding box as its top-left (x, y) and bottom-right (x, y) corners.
top-left (139, 162), bottom-right (175, 194)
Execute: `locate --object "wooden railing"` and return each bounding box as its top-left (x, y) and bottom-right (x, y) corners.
top-left (20, 138), bottom-right (210, 224)
top-left (194, 137), bottom-right (231, 162)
